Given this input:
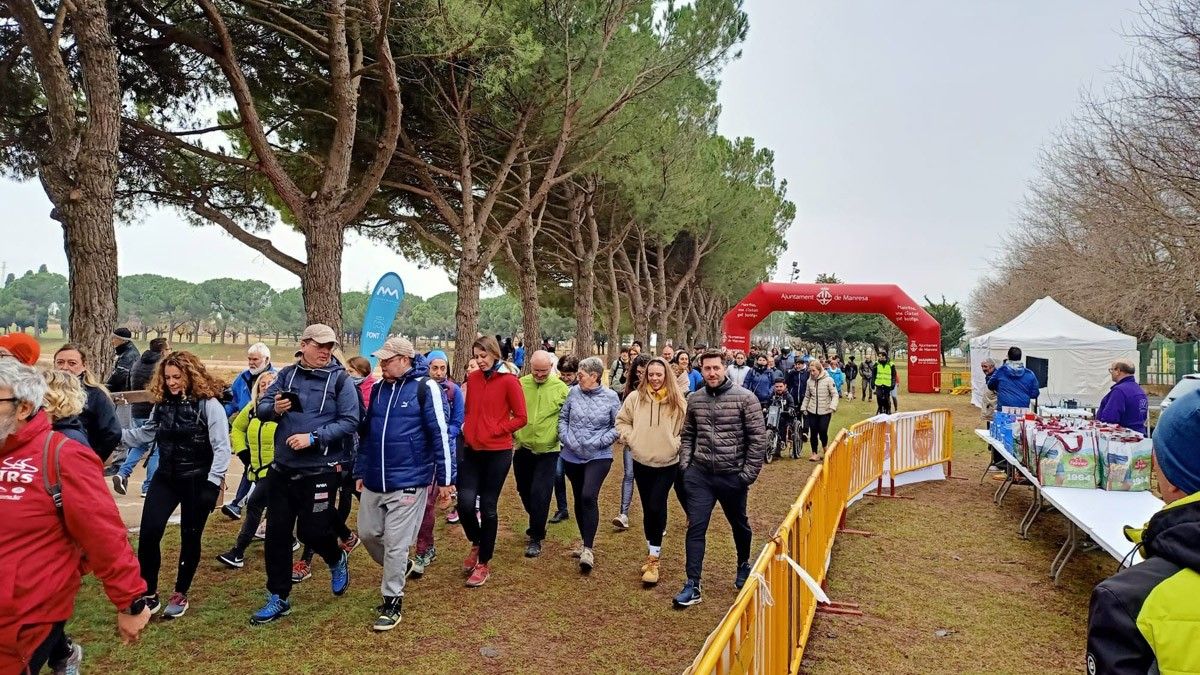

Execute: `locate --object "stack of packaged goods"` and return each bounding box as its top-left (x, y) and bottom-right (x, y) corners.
top-left (994, 411), bottom-right (1153, 492)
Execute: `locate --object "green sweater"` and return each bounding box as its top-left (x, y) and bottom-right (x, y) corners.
top-left (513, 374), bottom-right (570, 453)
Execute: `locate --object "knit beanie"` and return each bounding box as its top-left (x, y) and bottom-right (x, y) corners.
top-left (1153, 389), bottom-right (1200, 494)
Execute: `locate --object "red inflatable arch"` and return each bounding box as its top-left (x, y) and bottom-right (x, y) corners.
top-left (721, 283), bottom-right (943, 393)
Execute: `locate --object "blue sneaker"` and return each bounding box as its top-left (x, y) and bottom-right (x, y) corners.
top-left (673, 579), bottom-right (703, 608)
top-left (250, 593), bottom-right (291, 625)
top-left (331, 551), bottom-right (350, 596)
top-left (735, 561), bottom-right (752, 590)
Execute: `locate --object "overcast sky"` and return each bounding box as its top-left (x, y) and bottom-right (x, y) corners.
top-left (1, 0), bottom-right (1141, 307)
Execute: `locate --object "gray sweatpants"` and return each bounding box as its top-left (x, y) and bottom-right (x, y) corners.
top-left (358, 486), bottom-right (428, 598)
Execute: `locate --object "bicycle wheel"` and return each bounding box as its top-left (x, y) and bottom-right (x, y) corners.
top-left (765, 429), bottom-right (777, 463)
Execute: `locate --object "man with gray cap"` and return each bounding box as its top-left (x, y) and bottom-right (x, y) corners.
top-left (1086, 389), bottom-right (1200, 674)
top-left (355, 337), bottom-right (454, 630)
top-left (251, 324), bottom-right (363, 625)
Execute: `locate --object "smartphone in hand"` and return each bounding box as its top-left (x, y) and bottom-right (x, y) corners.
top-left (279, 391), bottom-right (303, 413)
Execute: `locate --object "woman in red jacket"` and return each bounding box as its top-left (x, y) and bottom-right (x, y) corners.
top-left (459, 336), bottom-right (528, 588)
top-left (0, 360), bottom-right (150, 674)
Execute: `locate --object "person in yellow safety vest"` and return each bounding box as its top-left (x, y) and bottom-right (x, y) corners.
top-left (873, 354), bottom-right (897, 415)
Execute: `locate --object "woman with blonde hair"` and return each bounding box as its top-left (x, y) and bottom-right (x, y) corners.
top-left (217, 371), bottom-right (280, 570)
top-left (53, 343), bottom-right (122, 461)
top-left (801, 359), bottom-right (839, 461)
top-left (122, 351), bottom-right (231, 618)
top-left (41, 368), bottom-right (90, 447)
top-left (616, 357), bottom-right (688, 585)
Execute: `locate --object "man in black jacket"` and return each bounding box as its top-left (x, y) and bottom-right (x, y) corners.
top-left (112, 338), bottom-right (169, 497)
top-left (674, 350), bottom-right (767, 608)
top-left (106, 328), bottom-right (141, 393)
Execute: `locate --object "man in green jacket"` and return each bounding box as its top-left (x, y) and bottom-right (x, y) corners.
top-left (512, 350), bottom-right (570, 558)
top-left (1086, 389), bottom-right (1200, 675)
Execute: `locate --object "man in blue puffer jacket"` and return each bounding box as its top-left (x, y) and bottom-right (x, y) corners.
top-left (354, 337), bottom-right (454, 631)
top-left (987, 346), bottom-right (1043, 410)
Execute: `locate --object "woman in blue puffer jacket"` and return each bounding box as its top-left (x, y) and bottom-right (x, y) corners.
top-left (558, 356), bottom-right (621, 574)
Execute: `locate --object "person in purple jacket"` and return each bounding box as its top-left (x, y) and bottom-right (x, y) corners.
top-left (1096, 360), bottom-right (1149, 435)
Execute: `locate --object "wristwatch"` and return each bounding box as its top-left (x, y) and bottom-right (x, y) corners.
top-left (123, 597), bottom-right (148, 615)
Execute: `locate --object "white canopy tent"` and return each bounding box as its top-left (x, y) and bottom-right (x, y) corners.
top-left (970, 297), bottom-right (1138, 408)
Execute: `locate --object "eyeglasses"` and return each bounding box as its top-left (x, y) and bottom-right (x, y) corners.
top-left (0, 397), bottom-right (18, 405)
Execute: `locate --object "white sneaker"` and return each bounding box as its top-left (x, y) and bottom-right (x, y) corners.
top-left (254, 520), bottom-right (267, 540)
top-left (611, 513), bottom-right (629, 530)
top-left (579, 547), bottom-right (595, 573)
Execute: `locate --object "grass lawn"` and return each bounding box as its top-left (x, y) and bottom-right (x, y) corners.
top-left (62, 387), bottom-right (1108, 673)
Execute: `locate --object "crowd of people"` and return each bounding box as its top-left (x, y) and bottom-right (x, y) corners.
top-left (0, 328), bottom-right (814, 671)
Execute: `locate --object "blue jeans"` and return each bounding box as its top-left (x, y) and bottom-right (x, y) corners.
top-left (554, 455), bottom-right (568, 514)
top-left (118, 417), bottom-right (158, 492)
top-left (619, 448), bottom-right (634, 515)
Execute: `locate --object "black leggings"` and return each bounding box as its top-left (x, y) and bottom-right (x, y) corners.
top-left (807, 413), bottom-right (832, 455)
top-left (457, 448), bottom-right (514, 564)
top-left (563, 458), bottom-right (613, 548)
top-left (633, 461), bottom-right (678, 548)
top-left (26, 621), bottom-right (68, 674)
top-left (233, 473), bottom-right (272, 555)
top-left (139, 472), bottom-right (219, 596)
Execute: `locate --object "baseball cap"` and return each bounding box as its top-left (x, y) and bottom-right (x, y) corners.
top-left (372, 337), bottom-right (415, 361)
top-left (112, 327), bottom-right (133, 341)
top-left (300, 323), bottom-right (339, 345)
top-left (0, 333), bottom-right (40, 366)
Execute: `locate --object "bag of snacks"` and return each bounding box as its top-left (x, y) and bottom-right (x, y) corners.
top-left (1036, 430), bottom-right (1100, 488)
top-left (1100, 433), bottom-right (1153, 492)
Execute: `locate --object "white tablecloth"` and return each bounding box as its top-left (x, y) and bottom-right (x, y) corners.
top-left (1038, 407), bottom-right (1093, 419)
top-left (974, 429), bottom-right (1163, 566)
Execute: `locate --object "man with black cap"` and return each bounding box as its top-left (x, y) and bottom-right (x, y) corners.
top-left (1086, 389), bottom-right (1200, 674)
top-left (250, 323), bottom-right (363, 625)
top-left (107, 327), bottom-right (141, 393)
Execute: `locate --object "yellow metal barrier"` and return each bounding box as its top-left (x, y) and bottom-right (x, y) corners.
top-left (688, 411), bottom-right (952, 675)
top-left (889, 409), bottom-right (954, 478)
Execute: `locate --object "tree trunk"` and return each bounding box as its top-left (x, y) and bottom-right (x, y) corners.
top-left (604, 254), bottom-right (622, 365)
top-left (454, 262), bottom-right (486, 381)
top-left (301, 219), bottom-right (345, 334)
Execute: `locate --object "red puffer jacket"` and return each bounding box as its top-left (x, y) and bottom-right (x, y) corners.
top-left (462, 365), bottom-right (528, 451)
top-left (0, 412), bottom-right (146, 672)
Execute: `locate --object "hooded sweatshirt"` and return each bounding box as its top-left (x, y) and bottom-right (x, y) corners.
top-left (1087, 492), bottom-right (1200, 674)
top-left (616, 387), bottom-right (685, 467)
top-left (987, 362), bottom-right (1041, 409)
top-left (258, 356), bottom-right (361, 472)
top-left (514, 374), bottom-right (570, 453)
top-left (0, 413), bottom-right (146, 671)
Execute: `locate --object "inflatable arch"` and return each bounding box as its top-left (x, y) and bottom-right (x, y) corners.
top-left (720, 283), bottom-right (943, 393)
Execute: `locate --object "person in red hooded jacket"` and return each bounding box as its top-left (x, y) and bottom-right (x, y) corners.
top-left (0, 360), bottom-right (151, 673)
top-left (458, 335), bottom-right (527, 588)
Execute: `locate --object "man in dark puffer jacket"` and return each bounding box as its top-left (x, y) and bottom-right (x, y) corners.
top-left (674, 349), bottom-right (767, 609)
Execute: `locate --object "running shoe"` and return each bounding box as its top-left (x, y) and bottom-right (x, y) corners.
top-left (291, 560), bottom-right (311, 584)
top-left (250, 593), bottom-right (291, 625)
top-left (112, 474), bottom-right (128, 496)
top-left (465, 563), bottom-right (490, 588)
top-left (735, 561), bottom-right (752, 590)
top-left (163, 592), bottom-right (188, 619)
top-left (216, 549), bottom-right (245, 569)
top-left (673, 579), bottom-right (703, 608)
top-left (221, 504), bottom-right (242, 520)
top-left (330, 551), bottom-right (350, 596)
top-left (340, 532), bottom-right (360, 553)
top-left (50, 640), bottom-right (82, 675)
top-left (462, 545), bottom-right (480, 574)
top-left (142, 593), bottom-right (162, 615)
top-left (611, 513), bottom-right (629, 530)
top-left (373, 597), bottom-right (402, 631)
top-left (579, 547), bottom-right (595, 574)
